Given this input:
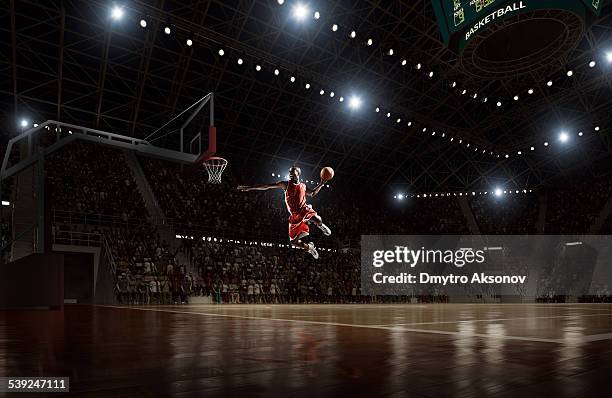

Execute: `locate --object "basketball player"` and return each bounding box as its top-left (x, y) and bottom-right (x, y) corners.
top-left (237, 166), bottom-right (331, 259)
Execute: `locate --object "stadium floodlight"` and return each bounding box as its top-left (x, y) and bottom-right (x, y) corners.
top-left (606, 52), bottom-right (612, 63)
top-left (274, 68), bottom-right (280, 75)
top-left (513, 95), bottom-right (519, 101)
top-left (367, 38), bottom-right (373, 46)
top-left (544, 141), bottom-right (549, 146)
top-left (578, 132), bottom-right (583, 136)
top-left (349, 95), bottom-right (362, 110)
top-left (139, 19), bottom-right (147, 28)
top-left (314, 11), bottom-right (320, 19)
top-left (589, 60), bottom-right (596, 68)
top-left (186, 38), bottom-right (193, 46)
top-left (397, 194), bottom-right (404, 200)
top-left (428, 71), bottom-right (434, 78)
top-left (277, 0), bottom-right (284, 4)
top-left (305, 83), bottom-right (310, 89)
top-left (237, 58), bottom-right (243, 65)
top-left (290, 76), bottom-right (295, 82)
top-left (319, 89), bottom-right (325, 95)
top-left (111, 6), bottom-right (124, 20)
top-left (331, 24), bottom-right (338, 31)
top-left (528, 88), bottom-right (534, 94)
top-left (547, 80), bottom-right (553, 87)
top-left (559, 132), bottom-right (569, 143)
top-left (20, 119), bottom-right (28, 127)
top-left (293, 3), bottom-right (309, 20)
top-left (416, 63), bottom-right (421, 69)
top-left (329, 91), bottom-right (335, 97)
top-left (566, 70), bottom-right (573, 77)
top-left (339, 96), bottom-right (344, 102)
top-left (595, 126), bottom-right (600, 131)
top-left (496, 101), bottom-right (502, 107)
top-left (255, 64), bottom-right (262, 71)
top-left (164, 26), bottom-right (171, 34)
top-left (350, 30), bottom-right (356, 38)
top-left (218, 49), bottom-right (224, 56)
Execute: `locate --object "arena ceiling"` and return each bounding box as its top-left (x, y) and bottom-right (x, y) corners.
top-left (1, 0), bottom-right (611, 193)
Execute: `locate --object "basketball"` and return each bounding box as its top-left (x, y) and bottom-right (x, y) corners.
top-left (320, 167), bottom-right (334, 182)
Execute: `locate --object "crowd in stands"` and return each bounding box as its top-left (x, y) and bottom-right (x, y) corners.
top-left (28, 146), bottom-right (612, 303)
top-left (470, 194), bottom-right (539, 234)
top-left (47, 142), bottom-right (147, 220)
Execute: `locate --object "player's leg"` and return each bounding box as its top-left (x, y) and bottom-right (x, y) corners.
top-left (310, 214), bottom-right (331, 236)
top-left (291, 237), bottom-right (319, 259)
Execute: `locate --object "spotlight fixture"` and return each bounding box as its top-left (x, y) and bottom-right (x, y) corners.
top-left (401, 59), bottom-right (407, 66)
top-left (388, 49), bottom-right (394, 55)
top-left (375, 107), bottom-right (380, 113)
top-left (547, 80), bottom-right (553, 87)
top-left (559, 132), bottom-right (569, 143)
top-left (606, 52), bottom-right (612, 63)
top-left (589, 60), bottom-right (596, 68)
top-left (566, 70), bottom-right (573, 77)
top-left (514, 95), bottom-right (519, 101)
top-left (496, 101), bottom-right (502, 107)
top-left (416, 63), bottom-right (421, 69)
top-left (277, 0), bottom-right (284, 4)
top-left (544, 141), bottom-right (549, 146)
top-left (348, 95), bottom-right (362, 110)
top-left (20, 119), bottom-right (28, 127)
top-left (367, 38), bottom-right (373, 46)
top-left (578, 132), bottom-right (583, 136)
top-left (139, 19), bottom-right (147, 28)
top-left (111, 6), bottom-right (124, 20)
top-left (186, 38), bottom-right (193, 46)
top-left (530, 146), bottom-right (534, 151)
top-left (332, 24), bottom-right (338, 31)
top-left (386, 112), bottom-right (391, 118)
top-left (293, 3), bottom-right (309, 20)
top-left (396, 118), bottom-right (401, 123)
top-left (255, 64), bottom-right (262, 71)
top-left (528, 88), bottom-right (534, 94)
top-left (305, 83), bottom-right (310, 89)
top-left (290, 76), bottom-right (296, 83)
top-left (339, 96), bottom-right (344, 102)
top-left (237, 58), bottom-right (243, 65)
top-left (595, 126), bottom-right (600, 131)
top-left (274, 68), bottom-right (280, 76)
top-left (428, 71), bottom-right (434, 78)
top-left (314, 11), bottom-right (320, 19)
top-left (319, 89), bottom-right (325, 95)
top-left (218, 49), bottom-right (225, 56)
top-left (164, 26), bottom-right (171, 35)
top-left (329, 91), bottom-right (335, 97)
top-left (350, 31), bottom-right (356, 38)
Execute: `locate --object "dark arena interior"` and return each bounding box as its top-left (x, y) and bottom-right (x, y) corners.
top-left (1, 0), bottom-right (612, 397)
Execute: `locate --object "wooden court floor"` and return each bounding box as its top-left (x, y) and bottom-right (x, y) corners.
top-left (2, 303), bottom-right (612, 397)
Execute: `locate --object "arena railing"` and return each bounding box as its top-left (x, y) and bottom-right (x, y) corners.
top-left (52, 230), bottom-right (102, 247)
top-left (53, 210), bottom-right (148, 229)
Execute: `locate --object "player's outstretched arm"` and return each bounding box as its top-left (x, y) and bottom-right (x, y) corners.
top-left (307, 181), bottom-right (327, 197)
top-left (237, 181), bottom-right (286, 192)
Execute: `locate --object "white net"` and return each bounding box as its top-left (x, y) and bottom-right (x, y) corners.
top-left (203, 157), bottom-right (228, 184)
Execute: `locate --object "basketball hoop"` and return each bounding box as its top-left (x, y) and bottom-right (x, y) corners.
top-left (203, 156), bottom-right (227, 184)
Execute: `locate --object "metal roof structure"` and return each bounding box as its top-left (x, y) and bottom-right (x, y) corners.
top-left (1, 0), bottom-right (611, 192)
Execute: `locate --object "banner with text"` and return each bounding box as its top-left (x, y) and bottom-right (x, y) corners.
top-left (361, 235), bottom-right (612, 297)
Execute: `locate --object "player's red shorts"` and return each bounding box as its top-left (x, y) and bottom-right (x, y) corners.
top-left (288, 205), bottom-right (317, 241)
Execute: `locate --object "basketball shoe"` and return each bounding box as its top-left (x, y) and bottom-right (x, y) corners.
top-left (317, 223), bottom-right (331, 236)
top-left (307, 242), bottom-right (319, 259)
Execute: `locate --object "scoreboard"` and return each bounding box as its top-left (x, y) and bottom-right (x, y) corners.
top-left (432, 0), bottom-right (603, 52)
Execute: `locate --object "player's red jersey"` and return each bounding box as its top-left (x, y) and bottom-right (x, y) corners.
top-left (285, 181), bottom-right (317, 241)
top-left (285, 181), bottom-right (307, 214)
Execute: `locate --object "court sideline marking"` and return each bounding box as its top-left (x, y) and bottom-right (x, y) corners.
top-left (96, 305), bottom-right (612, 344)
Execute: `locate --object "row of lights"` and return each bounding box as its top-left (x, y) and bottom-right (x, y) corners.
top-left (103, 5), bottom-right (608, 162)
top-left (175, 234), bottom-right (336, 252)
top-left (394, 188), bottom-right (534, 200)
top-left (271, 173), bottom-right (330, 187)
top-left (276, 1), bottom-right (612, 112)
top-left (113, 4), bottom-right (493, 157)
top-left (450, 53), bottom-right (612, 109)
